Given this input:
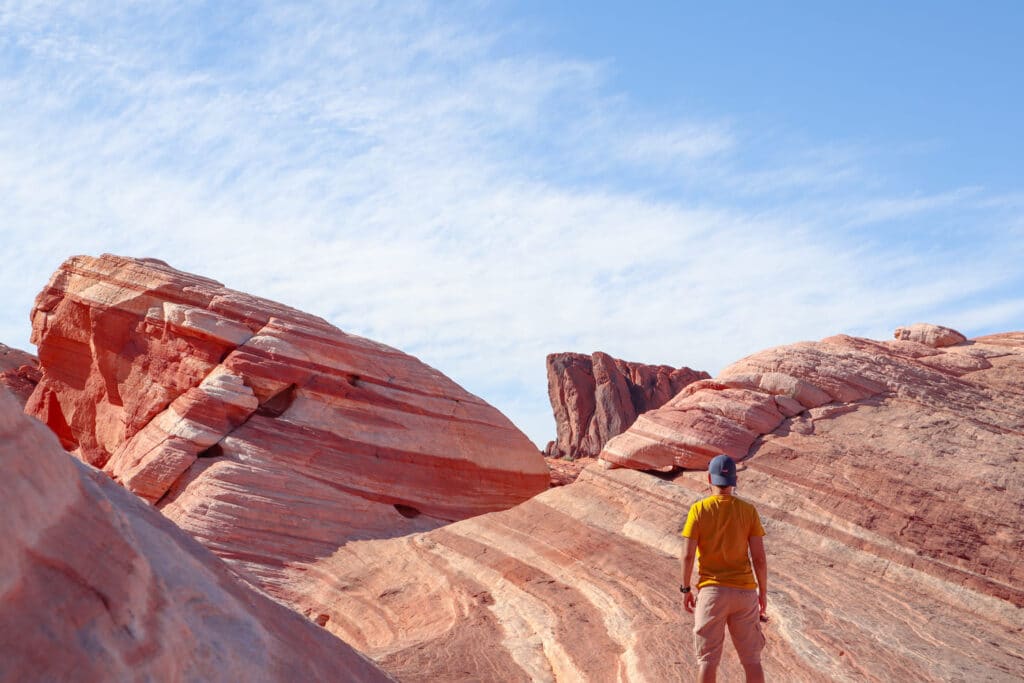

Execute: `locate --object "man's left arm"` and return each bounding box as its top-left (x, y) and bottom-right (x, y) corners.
top-left (680, 533), bottom-right (699, 613)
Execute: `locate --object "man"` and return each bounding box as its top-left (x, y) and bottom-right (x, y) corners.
top-left (680, 454), bottom-right (768, 683)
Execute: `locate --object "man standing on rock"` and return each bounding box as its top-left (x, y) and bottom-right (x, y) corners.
top-left (680, 454), bottom-right (768, 683)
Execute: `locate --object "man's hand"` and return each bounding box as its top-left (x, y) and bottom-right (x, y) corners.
top-left (680, 534), bottom-right (699, 614)
top-left (684, 589), bottom-right (697, 613)
top-left (749, 535), bottom-right (768, 621)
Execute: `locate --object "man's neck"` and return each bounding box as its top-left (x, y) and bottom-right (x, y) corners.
top-left (711, 486), bottom-right (734, 496)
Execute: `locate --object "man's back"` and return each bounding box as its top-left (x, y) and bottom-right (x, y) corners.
top-left (683, 494), bottom-right (763, 590)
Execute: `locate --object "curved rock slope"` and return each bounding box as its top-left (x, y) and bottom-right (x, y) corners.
top-left (603, 323), bottom-right (995, 470)
top-left (295, 327), bottom-right (1023, 682)
top-left (25, 254), bottom-right (549, 586)
top-left (544, 351), bottom-right (708, 459)
top-left (0, 388), bottom-right (392, 683)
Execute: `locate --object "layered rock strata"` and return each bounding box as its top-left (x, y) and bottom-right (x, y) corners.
top-left (544, 351), bottom-right (708, 459)
top-left (296, 328), bottom-right (1024, 681)
top-left (25, 254), bottom-right (549, 594)
top-left (0, 343), bottom-right (39, 406)
top-left (600, 326), bottom-right (1009, 473)
top-left (0, 388), bottom-right (393, 682)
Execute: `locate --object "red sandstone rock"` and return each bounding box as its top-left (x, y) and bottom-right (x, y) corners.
top-left (544, 351), bottom-right (708, 459)
top-left (544, 455), bottom-right (598, 487)
top-left (293, 327), bottom-right (1024, 682)
top-left (0, 388), bottom-right (393, 683)
top-left (600, 325), bottom-right (986, 471)
top-left (894, 322), bottom-right (967, 347)
top-left (25, 258), bottom-right (1024, 682)
top-left (0, 343), bottom-right (40, 406)
top-left (25, 254), bottom-right (549, 591)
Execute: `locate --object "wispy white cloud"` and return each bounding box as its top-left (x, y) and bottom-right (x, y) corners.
top-left (840, 187), bottom-right (984, 227)
top-left (1, 1), bottom-right (1021, 446)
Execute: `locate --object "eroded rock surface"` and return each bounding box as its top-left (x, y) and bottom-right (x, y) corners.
top-left (300, 328), bottom-right (1024, 682)
top-left (0, 343), bottom-right (39, 406)
top-left (601, 325), bottom-right (998, 472)
top-left (25, 254), bottom-right (549, 594)
top-left (0, 388), bottom-right (392, 683)
top-left (894, 322), bottom-right (967, 348)
top-left (544, 351), bottom-right (708, 459)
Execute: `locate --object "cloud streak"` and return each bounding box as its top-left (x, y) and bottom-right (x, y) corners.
top-left (1, 1), bottom-right (1021, 446)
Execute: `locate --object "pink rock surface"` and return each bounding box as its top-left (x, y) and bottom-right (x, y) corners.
top-left (600, 325), bottom-right (986, 471)
top-left (0, 388), bottom-right (393, 683)
top-left (291, 328), bottom-right (1024, 681)
top-left (0, 343), bottom-right (40, 406)
top-left (544, 351), bottom-right (708, 459)
top-left (894, 322), bottom-right (968, 348)
top-left (25, 254), bottom-right (549, 596)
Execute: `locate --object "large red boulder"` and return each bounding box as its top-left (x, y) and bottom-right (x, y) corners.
top-left (544, 351), bottom-right (708, 459)
top-left (25, 254), bottom-right (549, 601)
top-left (0, 387), bottom-right (393, 682)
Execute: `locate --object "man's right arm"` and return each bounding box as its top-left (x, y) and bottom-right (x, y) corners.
top-left (749, 535), bottom-right (768, 618)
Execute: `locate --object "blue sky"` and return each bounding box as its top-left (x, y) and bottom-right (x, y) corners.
top-left (1, 1), bottom-right (1022, 447)
top-left (508, 2), bottom-right (1022, 191)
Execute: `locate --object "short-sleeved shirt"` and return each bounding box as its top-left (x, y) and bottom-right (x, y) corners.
top-left (681, 494), bottom-right (765, 590)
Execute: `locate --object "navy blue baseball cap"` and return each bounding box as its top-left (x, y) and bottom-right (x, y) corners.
top-left (708, 454), bottom-right (737, 487)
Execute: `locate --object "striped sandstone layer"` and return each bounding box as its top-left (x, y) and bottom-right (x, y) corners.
top-left (296, 329), bottom-right (1023, 681)
top-left (0, 388), bottom-right (392, 683)
top-left (25, 254), bottom-right (549, 593)
top-left (602, 323), bottom-right (996, 471)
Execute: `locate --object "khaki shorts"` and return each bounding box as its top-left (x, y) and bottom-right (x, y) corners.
top-left (693, 585), bottom-right (765, 666)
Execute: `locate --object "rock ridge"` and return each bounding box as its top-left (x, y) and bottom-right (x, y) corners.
top-left (544, 351), bottom-right (708, 459)
top-left (599, 325), bottom-right (999, 472)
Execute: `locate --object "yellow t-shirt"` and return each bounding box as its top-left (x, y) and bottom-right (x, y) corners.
top-left (681, 494), bottom-right (765, 590)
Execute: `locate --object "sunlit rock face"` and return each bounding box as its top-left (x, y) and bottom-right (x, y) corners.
top-left (0, 388), bottom-right (393, 683)
top-left (301, 329), bottom-right (1024, 682)
top-left (0, 343), bottom-right (39, 406)
top-left (544, 351), bottom-right (708, 459)
top-left (600, 325), bottom-right (1004, 473)
top-left (24, 254), bottom-right (549, 594)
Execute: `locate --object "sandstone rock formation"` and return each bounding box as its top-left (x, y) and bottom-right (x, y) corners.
top-left (600, 327), bottom-right (1004, 473)
top-left (291, 327), bottom-right (1024, 681)
top-left (545, 454), bottom-right (598, 487)
top-left (0, 343), bottom-right (39, 406)
top-left (25, 254), bottom-right (549, 599)
top-left (0, 388), bottom-right (393, 682)
top-left (894, 322), bottom-right (967, 347)
top-left (544, 351), bottom-right (708, 459)
top-left (22, 257), bottom-right (1023, 681)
